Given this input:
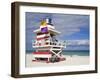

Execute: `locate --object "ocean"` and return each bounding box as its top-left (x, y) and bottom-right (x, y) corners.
top-left (26, 50), bottom-right (89, 56)
top-left (62, 50), bottom-right (89, 56)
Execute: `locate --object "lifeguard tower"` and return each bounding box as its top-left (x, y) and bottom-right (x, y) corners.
top-left (32, 18), bottom-right (66, 63)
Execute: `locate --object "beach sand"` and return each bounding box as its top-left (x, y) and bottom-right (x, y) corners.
top-left (25, 53), bottom-right (89, 67)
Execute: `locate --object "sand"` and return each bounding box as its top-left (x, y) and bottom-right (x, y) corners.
top-left (25, 53), bottom-right (89, 67)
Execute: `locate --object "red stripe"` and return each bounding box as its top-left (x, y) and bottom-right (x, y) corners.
top-left (37, 36), bottom-right (49, 40)
top-left (33, 52), bottom-right (50, 54)
top-left (37, 32), bottom-right (48, 35)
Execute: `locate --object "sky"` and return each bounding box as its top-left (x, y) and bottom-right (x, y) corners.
top-left (25, 12), bottom-right (90, 51)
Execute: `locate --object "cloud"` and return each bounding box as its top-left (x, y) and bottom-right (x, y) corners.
top-left (66, 39), bottom-right (89, 46)
top-left (64, 40), bottom-right (89, 50)
top-left (52, 14), bottom-right (89, 37)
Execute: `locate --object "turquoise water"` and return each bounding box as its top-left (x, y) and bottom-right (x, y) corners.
top-left (62, 50), bottom-right (89, 56)
top-left (26, 50), bottom-right (89, 56)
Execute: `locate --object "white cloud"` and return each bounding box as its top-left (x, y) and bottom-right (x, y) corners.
top-left (52, 14), bottom-right (89, 36)
top-left (66, 39), bottom-right (89, 46)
